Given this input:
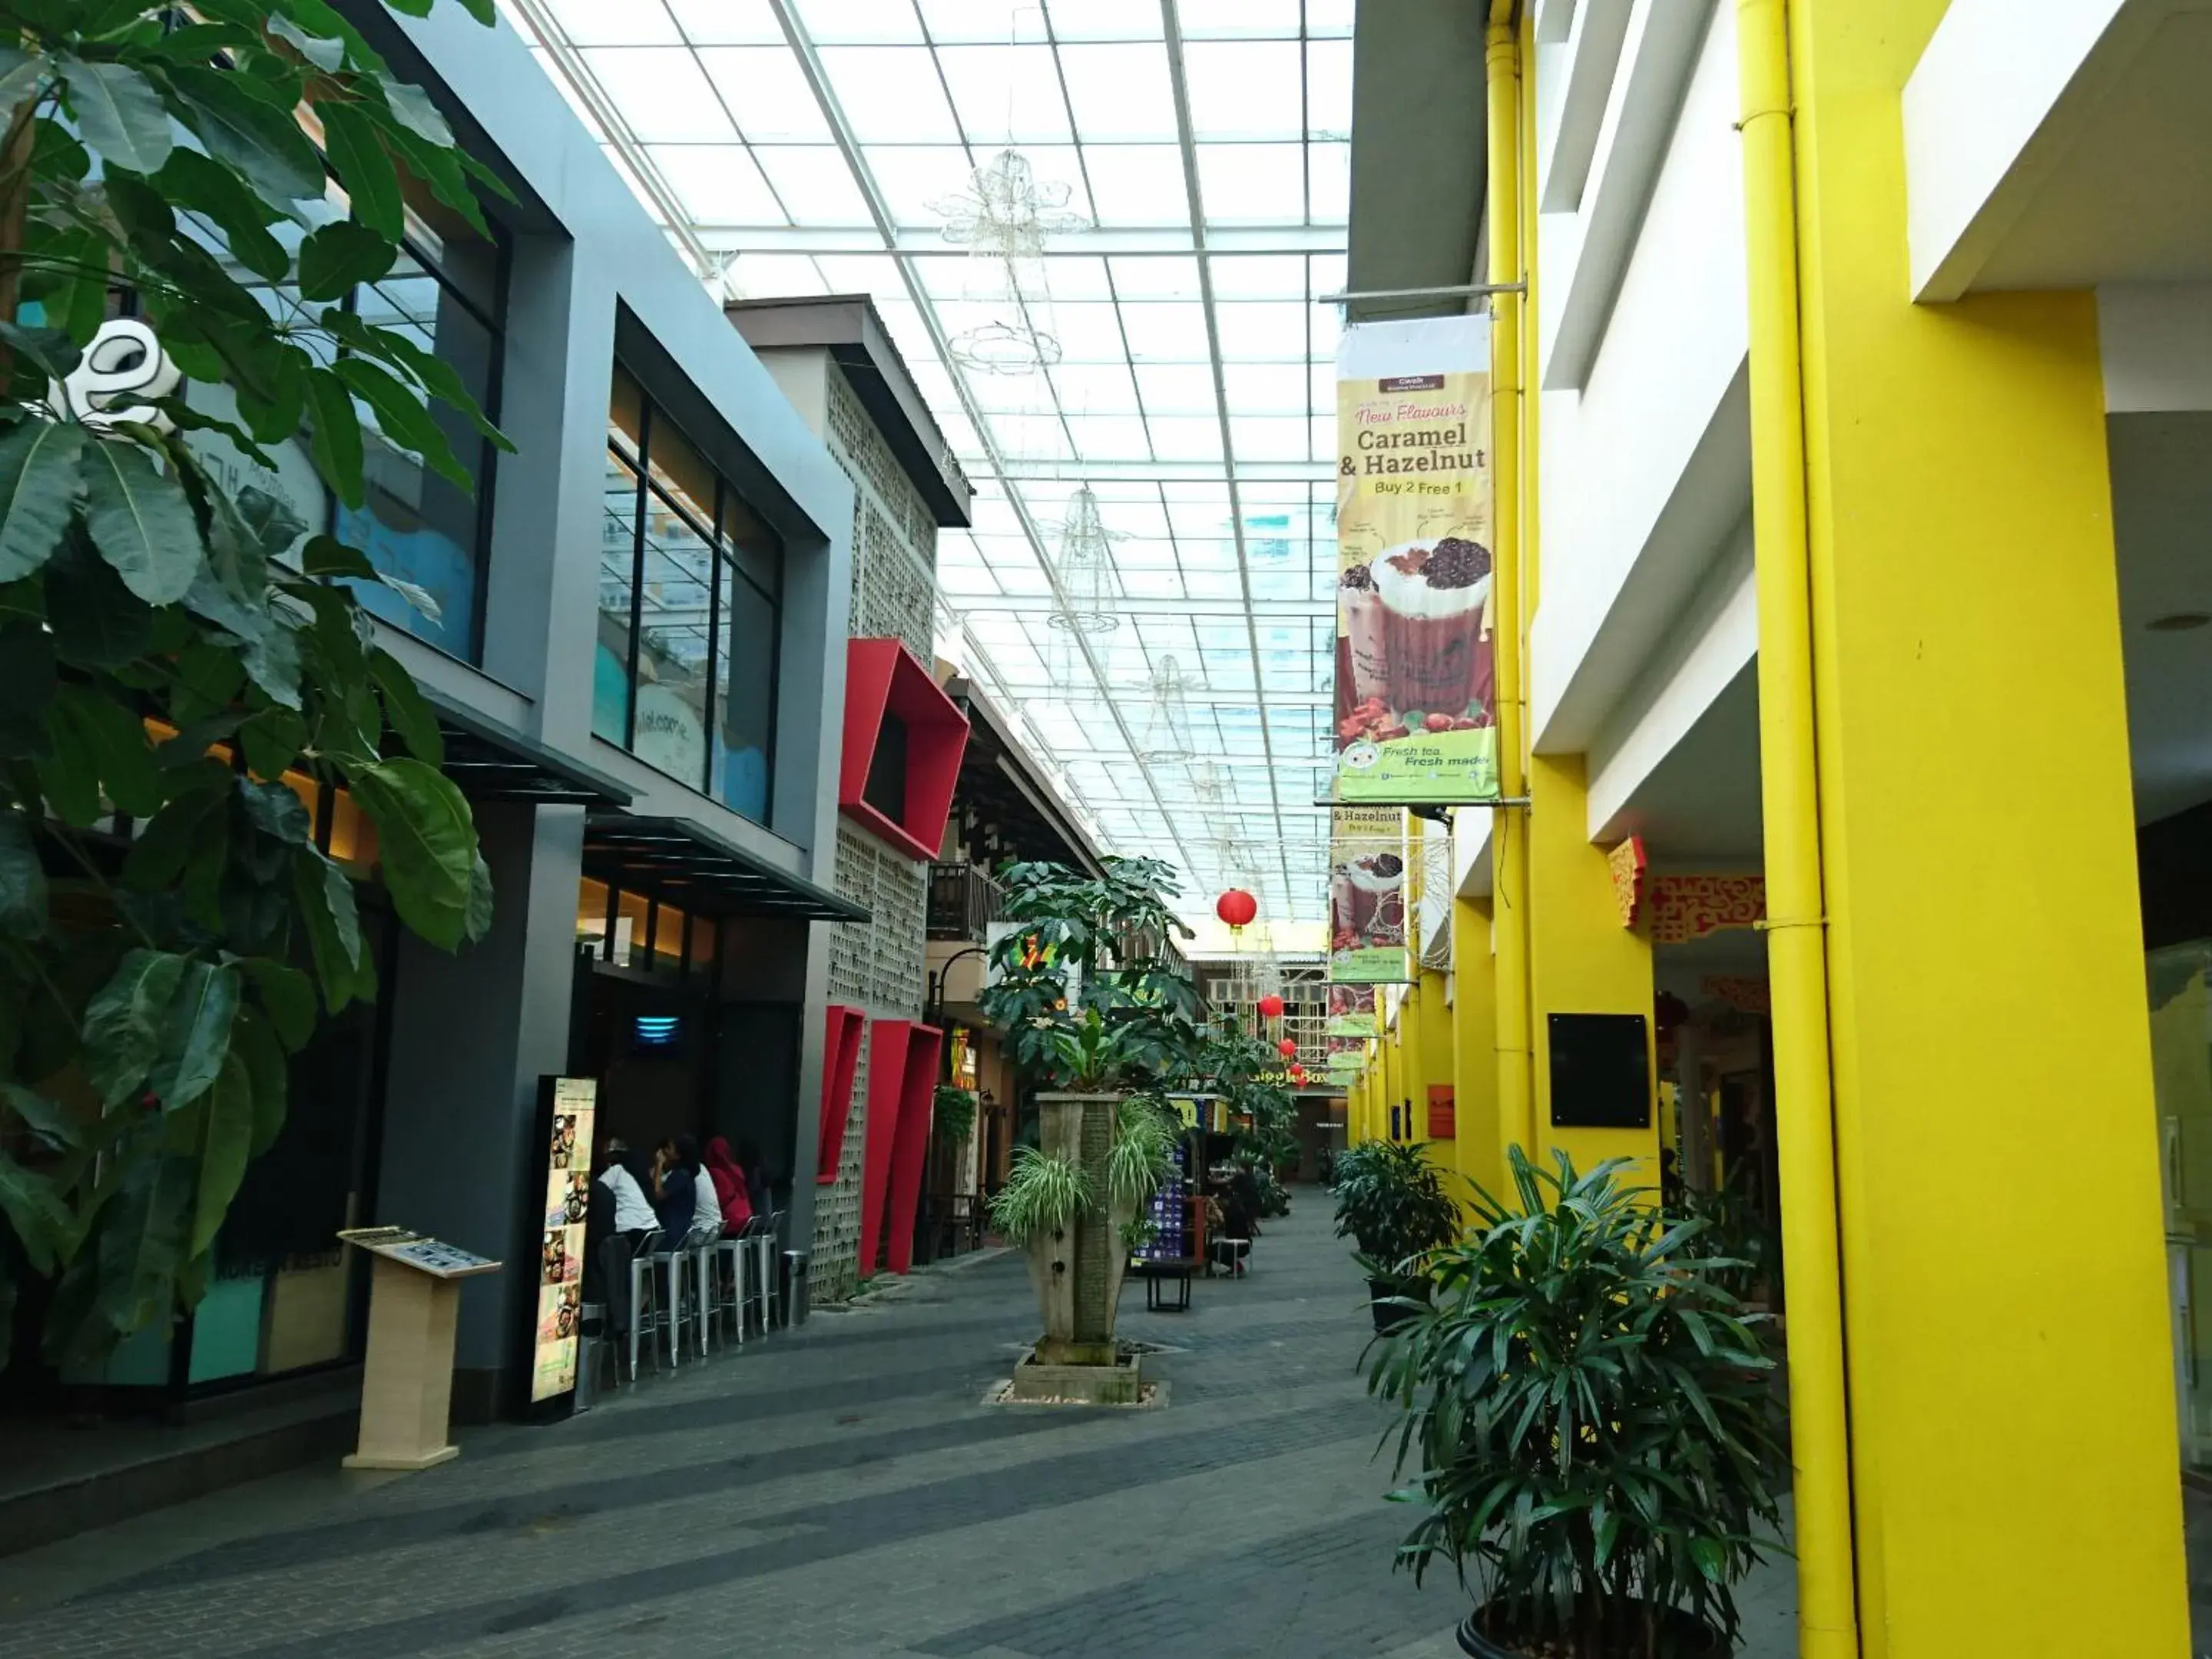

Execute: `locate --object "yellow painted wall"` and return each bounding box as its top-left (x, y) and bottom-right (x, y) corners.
top-left (1525, 751), bottom-right (1658, 1178)
top-left (1452, 896), bottom-right (1502, 1197)
top-left (1415, 970), bottom-right (1456, 1182)
top-left (1789, 2), bottom-right (2187, 1649)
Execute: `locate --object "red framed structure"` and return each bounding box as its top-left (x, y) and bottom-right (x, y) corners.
top-left (858, 1019), bottom-right (943, 1275)
top-left (839, 639), bottom-right (969, 862)
top-left (816, 1004), bottom-right (866, 1184)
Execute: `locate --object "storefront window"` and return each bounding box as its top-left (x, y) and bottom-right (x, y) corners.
top-left (2151, 941), bottom-right (2212, 1473)
top-left (337, 230), bottom-right (505, 659)
top-left (177, 184), bottom-right (506, 663)
top-left (599, 366), bottom-right (783, 822)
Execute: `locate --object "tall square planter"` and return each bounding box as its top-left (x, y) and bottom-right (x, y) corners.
top-left (1027, 1092), bottom-right (1134, 1367)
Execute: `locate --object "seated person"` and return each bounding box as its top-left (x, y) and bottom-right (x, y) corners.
top-left (681, 1134), bottom-right (721, 1241)
top-left (596, 1137), bottom-right (657, 1234)
top-left (650, 1137), bottom-right (699, 1248)
top-left (705, 1135), bottom-right (753, 1233)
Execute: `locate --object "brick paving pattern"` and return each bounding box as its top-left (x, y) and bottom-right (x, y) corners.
top-left (0, 1199), bottom-right (1799, 1658)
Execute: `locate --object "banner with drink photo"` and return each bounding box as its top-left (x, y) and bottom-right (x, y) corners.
top-left (1332, 314), bottom-right (1498, 803)
top-left (1325, 1035), bottom-right (1365, 1081)
top-left (1323, 982), bottom-right (1378, 1037)
top-left (1329, 806), bottom-right (1412, 983)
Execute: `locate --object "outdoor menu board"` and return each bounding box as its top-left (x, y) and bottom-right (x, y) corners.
top-left (336, 1227), bottom-right (500, 1278)
top-left (530, 1076), bottom-right (597, 1405)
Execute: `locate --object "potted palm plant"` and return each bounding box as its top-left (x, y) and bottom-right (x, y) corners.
top-left (980, 858), bottom-right (1199, 1402)
top-left (1366, 1148), bottom-right (1789, 1657)
top-left (1330, 1139), bottom-right (1460, 1331)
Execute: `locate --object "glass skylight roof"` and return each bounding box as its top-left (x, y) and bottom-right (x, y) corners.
top-left (500, 0), bottom-right (1351, 925)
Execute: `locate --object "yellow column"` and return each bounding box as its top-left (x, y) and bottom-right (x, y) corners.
top-left (1451, 896), bottom-right (1501, 1197)
top-left (1525, 753), bottom-right (1657, 1176)
top-left (1781, 3), bottom-right (2188, 1651)
top-left (1485, 10), bottom-right (1534, 1163)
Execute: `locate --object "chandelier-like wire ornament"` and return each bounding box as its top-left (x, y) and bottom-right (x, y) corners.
top-left (1137, 654), bottom-right (1197, 764)
top-left (932, 148), bottom-right (1088, 260)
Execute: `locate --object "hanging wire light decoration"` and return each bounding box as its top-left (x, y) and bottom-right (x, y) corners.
top-left (932, 148), bottom-right (1088, 261)
top-left (1188, 760), bottom-right (1229, 806)
top-left (1042, 485), bottom-right (1119, 694)
top-left (1137, 655), bottom-right (1197, 764)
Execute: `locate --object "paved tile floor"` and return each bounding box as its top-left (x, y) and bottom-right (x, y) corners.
top-left (0, 1199), bottom-right (1796, 1659)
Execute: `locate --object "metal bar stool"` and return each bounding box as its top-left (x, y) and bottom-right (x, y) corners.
top-left (624, 1228), bottom-right (667, 1381)
top-left (710, 1232), bottom-right (748, 1348)
top-left (647, 1234), bottom-right (696, 1367)
top-left (684, 1225), bottom-right (716, 1358)
top-left (742, 1214), bottom-right (777, 1333)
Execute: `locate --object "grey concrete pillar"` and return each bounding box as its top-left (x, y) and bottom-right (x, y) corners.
top-left (375, 800), bottom-right (585, 1419)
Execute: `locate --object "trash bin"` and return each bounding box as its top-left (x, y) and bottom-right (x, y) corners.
top-left (780, 1248), bottom-right (810, 1326)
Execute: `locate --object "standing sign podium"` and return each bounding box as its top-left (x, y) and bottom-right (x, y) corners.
top-left (336, 1228), bottom-right (502, 1471)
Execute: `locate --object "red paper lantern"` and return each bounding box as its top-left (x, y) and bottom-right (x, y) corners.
top-left (1290, 1064), bottom-right (1307, 1084)
top-left (1277, 1037), bottom-right (1298, 1057)
top-left (1215, 888), bottom-right (1257, 929)
top-left (1256, 992), bottom-right (1285, 1018)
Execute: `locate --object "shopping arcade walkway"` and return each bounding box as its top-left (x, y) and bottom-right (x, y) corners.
top-left (0, 1198), bottom-right (1796, 1658)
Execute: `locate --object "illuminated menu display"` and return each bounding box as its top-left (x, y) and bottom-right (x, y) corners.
top-left (530, 1078), bottom-right (597, 1402)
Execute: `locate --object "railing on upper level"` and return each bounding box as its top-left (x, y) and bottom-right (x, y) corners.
top-left (927, 861), bottom-right (1005, 941)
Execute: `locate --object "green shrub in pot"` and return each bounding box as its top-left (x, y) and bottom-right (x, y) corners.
top-left (1366, 1147), bottom-right (1789, 1658)
top-left (1330, 1139), bottom-right (1459, 1329)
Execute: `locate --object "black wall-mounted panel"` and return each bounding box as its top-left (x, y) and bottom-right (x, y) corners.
top-left (1546, 1013), bottom-right (1651, 1129)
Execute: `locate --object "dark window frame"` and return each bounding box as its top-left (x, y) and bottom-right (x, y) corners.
top-left (602, 369), bottom-right (783, 825)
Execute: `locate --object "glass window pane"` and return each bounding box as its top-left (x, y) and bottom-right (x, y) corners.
top-left (645, 414), bottom-right (716, 532)
top-left (595, 446), bottom-right (640, 745)
top-left (340, 258), bottom-right (497, 658)
top-left (614, 890), bottom-right (650, 968)
top-left (652, 901), bottom-right (687, 965)
top-left (714, 563), bottom-right (777, 823)
top-left (632, 486), bottom-right (717, 789)
top-left (721, 487), bottom-right (782, 599)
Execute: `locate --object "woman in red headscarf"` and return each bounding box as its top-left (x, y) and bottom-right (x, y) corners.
top-left (704, 1135), bottom-right (754, 1234)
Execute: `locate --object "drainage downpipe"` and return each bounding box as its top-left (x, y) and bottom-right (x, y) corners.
top-left (1485, 2), bottom-right (1534, 1158)
top-left (1734, 3), bottom-right (1860, 1655)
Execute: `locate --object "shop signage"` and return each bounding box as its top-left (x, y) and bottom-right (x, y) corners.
top-left (1328, 806), bottom-right (1412, 984)
top-left (1427, 1084), bottom-right (1455, 1140)
top-left (1332, 315), bottom-right (1499, 803)
top-left (50, 316), bottom-right (180, 429)
top-left (529, 1077), bottom-right (598, 1406)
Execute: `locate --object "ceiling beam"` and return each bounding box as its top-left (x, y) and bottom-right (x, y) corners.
top-left (1161, 0), bottom-right (1296, 915)
top-left (703, 227), bottom-right (1349, 256)
top-left (941, 594), bottom-right (1333, 618)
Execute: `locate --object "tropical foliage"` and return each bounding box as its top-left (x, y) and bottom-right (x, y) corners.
top-left (1366, 1150), bottom-right (1789, 1657)
top-left (1330, 1137), bottom-right (1459, 1277)
top-left (1187, 1018), bottom-right (1298, 1171)
top-left (0, 0), bottom-right (504, 1371)
top-left (978, 856), bottom-right (1201, 1091)
top-left (930, 1084), bottom-right (975, 1148)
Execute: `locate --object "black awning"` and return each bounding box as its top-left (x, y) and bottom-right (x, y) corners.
top-left (428, 697), bottom-right (634, 809)
top-left (582, 813), bottom-right (869, 923)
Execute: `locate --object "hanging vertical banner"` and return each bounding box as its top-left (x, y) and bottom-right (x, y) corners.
top-left (1325, 1035), bottom-right (1365, 1081)
top-left (1332, 314), bottom-right (1498, 803)
top-left (1324, 983), bottom-right (1378, 1037)
top-left (1328, 806), bottom-right (1412, 983)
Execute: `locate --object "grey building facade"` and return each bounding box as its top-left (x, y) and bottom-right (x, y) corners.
top-left (329, 1), bottom-right (865, 1416)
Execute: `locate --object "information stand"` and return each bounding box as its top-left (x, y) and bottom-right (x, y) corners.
top-left (336, 1227), bottom-right (501, 1471)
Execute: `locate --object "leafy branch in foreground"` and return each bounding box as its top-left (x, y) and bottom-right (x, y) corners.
top-left (0, 0), bottom-right (505, 1373)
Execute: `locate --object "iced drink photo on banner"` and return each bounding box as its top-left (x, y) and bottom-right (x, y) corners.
top-left (1331, 313), bottom-right (1501, 805)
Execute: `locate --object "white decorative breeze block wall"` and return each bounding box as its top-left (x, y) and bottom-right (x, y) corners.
top-left (811, 366), bottom-right (940, 1300)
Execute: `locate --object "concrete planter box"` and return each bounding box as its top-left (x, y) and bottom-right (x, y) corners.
top-left (1022, 1092), bottom-right (1139, 1368)
top-left (1007, 1344), bottom-right (1144, 1406)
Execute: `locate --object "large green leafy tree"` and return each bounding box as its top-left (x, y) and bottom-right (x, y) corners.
top-left (977, 857), bottom-right (1203, 1091)
top-left (0, 0), bottom-right (507, 1373)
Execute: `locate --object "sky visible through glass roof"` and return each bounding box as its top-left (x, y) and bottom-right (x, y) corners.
top-left (498, 0), bottom-right (1353, 926)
